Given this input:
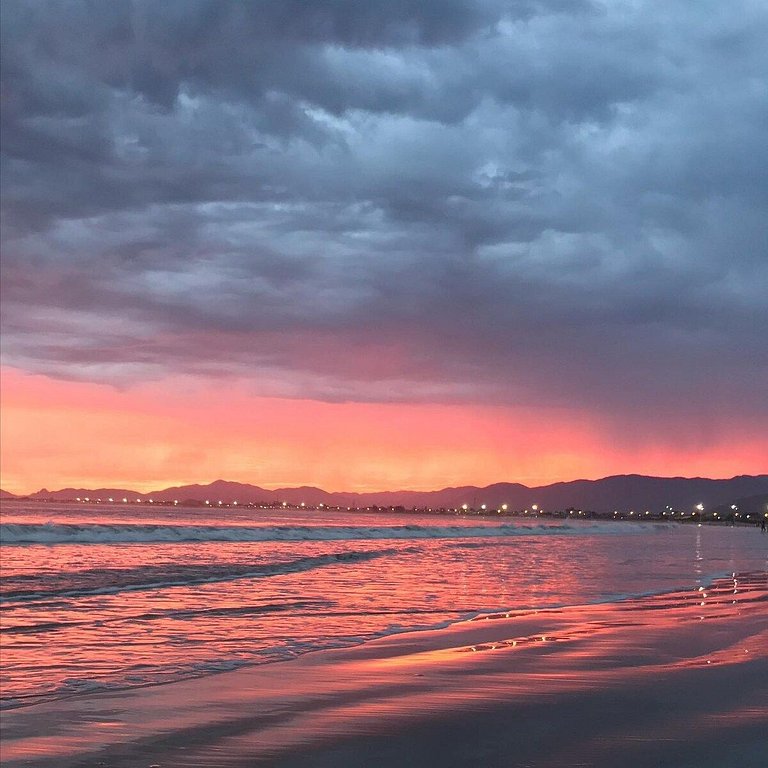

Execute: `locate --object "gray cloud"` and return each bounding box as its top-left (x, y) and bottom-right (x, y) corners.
top-left (2, 0), bottom-right (767, 435)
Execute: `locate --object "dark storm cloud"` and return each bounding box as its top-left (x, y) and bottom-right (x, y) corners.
top-left (2, 0), bottom-right (767, 430)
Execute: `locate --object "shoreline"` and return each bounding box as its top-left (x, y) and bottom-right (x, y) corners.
top-left (0, 568), bottom-right (741, 715)
top-left (2, 572), bottom-right (766, 767)
top-left (0, 570), bottom-right (731, 714)
top-left (5, 496), bottom-right (766, 527)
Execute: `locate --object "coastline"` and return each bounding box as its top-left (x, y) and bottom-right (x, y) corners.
top-left (2, 572), bottom-right (766, 768)
top-left (5, 495), bottom-right (765, 527)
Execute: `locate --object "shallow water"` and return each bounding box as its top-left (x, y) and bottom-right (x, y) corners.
top-left (1, 501), bottom-right (766, 709)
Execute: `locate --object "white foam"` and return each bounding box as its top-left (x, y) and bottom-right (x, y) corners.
top-left (0, 521), bottom-right (661, 545)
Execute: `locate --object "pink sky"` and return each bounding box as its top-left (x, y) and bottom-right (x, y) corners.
top-left (2, 0), bottom-right (767, 499)
top-left (2, 366), bottom-right (765, 496)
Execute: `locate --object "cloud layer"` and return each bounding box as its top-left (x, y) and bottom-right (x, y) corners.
top-left (2, 0), bottom-right (767, 433)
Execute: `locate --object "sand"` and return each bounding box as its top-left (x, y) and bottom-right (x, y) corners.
top-left (2, 572), bottom-right (766, 768)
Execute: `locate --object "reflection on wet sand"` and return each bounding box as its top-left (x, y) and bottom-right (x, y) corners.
top-left (1, 572), bottom-right (766, 767)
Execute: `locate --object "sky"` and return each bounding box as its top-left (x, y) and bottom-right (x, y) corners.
top-left (1, 0), bottom-right (766, 495)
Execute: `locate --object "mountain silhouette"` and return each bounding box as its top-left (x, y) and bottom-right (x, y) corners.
top-left (15, 474), bottom-right (768, 513)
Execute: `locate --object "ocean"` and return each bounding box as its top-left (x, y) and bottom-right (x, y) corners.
top-left (1, 501), bottom-right (766, 712)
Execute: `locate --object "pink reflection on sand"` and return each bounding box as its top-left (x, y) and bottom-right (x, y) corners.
top-left (4, 572), bottom-right (766, 766)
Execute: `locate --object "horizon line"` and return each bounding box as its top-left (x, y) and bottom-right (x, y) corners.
top-left (3, 471), bottom-right (767, 499)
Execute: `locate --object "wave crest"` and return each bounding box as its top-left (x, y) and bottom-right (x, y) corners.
top-left (0, 520), bottom-right (660, 545)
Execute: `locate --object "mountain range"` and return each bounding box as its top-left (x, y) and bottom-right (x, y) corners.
top-left (3, 474), bottom-right (767, 513)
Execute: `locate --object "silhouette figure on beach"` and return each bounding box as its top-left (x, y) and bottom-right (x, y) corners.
top-left (761, 519), bottom-right (766, 533)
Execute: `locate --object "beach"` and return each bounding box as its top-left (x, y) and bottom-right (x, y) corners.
top-left (2, 570), bottom-right (766, 767)
top-left (3, 0), bottom-right (767, 761)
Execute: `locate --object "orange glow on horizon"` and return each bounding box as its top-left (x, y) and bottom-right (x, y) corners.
top-left (0, 366), bottom-right (766, 496)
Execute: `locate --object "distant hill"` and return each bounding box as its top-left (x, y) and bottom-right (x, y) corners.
top-left (23, 474), bottom-right (768, 513)
top-left (29, 487), bottom-right (148, 502)
top-left (711, 493), bottom-right (768, 519)
top-left (0, 488), bottom-right (18, 500)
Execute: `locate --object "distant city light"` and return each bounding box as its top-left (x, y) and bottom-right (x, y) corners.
top-left (695, 503), bottom-right (704, 511)
top-left (531, 504), bottom-right (538, 511)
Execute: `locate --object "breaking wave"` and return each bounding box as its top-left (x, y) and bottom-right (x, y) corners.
top-left (0, 521), bottom-right (663, 545)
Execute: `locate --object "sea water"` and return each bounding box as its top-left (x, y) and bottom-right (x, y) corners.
top-left (1, 501), bottom-right (766, 710)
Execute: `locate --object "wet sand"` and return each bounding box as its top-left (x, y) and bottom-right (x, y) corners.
top-left (2, 572), bottom-right (766, 768)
